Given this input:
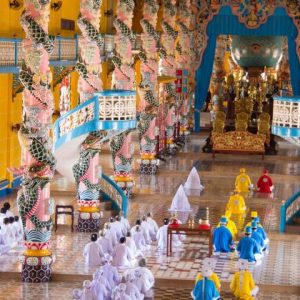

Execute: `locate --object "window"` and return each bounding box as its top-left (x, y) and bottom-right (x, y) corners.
top-left (61, 19), bottom-right (75, 31)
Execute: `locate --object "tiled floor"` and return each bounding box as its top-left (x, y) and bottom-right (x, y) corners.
top-left (0, 133), bottom-right (300, 299)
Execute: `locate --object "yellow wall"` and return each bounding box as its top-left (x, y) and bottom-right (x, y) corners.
top-left (49, 1), bottom-right (80, 37)
top-left (0, 74), bottom-right (21, 182)
top-left (0, 0), bottom-right (142, 183)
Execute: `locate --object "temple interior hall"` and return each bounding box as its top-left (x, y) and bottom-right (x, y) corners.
top-left (0, 1), bottom-right (299, 300)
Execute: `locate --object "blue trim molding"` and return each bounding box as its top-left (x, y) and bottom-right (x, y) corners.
top-left (272, 125), bottom-right (300, 137)
top-left (0, 177), bottom-right (22, 198)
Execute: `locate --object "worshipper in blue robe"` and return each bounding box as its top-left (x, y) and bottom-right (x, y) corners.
top-left (237, 227), bottom-right (259, 262)
top-left (213, 217), bottom-right (234, 253)
top-left (251, 221), bottom-right (266, 252)
top-left (191, 267), bottom-right (220, 300)
top-left (254, 217), bottom-right (268, 243)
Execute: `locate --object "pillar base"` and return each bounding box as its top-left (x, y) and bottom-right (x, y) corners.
top-left (140, 163), bottom-right (158, 175)
top-left (77, 212), bottom-right (101, 232)
top-left (21, 256), bottom-right (53, 283)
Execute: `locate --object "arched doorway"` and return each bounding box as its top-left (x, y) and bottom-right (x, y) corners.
top-left (194, 6), bottom-right (300, 132)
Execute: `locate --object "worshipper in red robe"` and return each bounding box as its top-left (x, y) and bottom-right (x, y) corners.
top-left (256, 169), bottom-right (274, 193)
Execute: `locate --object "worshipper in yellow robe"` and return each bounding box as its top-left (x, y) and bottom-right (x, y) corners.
top-left (235, 168), bottom-right (252, 193)
top-left (245, 211), bottom-right (261, 229)
top-left (217, 211), bottom-right (238, 240)
top-left (195, 258), bottom-right (221, 291)
top-left (226, 190), bottom-right (246, 215)
top-left (230, 259), bottom-right (259, 300)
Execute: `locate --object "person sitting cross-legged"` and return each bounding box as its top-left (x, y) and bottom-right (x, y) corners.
top-left (237, 227), bottom-right (260, 263)
top-left (213, 216), bottom-right (235, 254)
top-left (83, 233), bottom-right (105, 267)
top-left (195, 258), bottom-right (221, 292)
top-left (230, 259), bottom-right (259, 300)
top-left (191, 266), bottom-right (220, 300)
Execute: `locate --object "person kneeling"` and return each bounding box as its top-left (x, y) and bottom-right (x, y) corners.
top-left (192, 267), bottom-right (220, 300)
top-left (230, 259), bottom-right (259, 300)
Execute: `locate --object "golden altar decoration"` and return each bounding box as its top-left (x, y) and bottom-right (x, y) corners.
top-left (212, 131), bottom-right (266, 158)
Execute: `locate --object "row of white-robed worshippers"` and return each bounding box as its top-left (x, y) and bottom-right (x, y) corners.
top-left (0, 202), bottom-right (24, 255)
top-left (79, 210), bottom-right (191, 299)
top-left (73, 255), bottom-right (154, 300)
top-left (169, 167), bottom-right (204, 212)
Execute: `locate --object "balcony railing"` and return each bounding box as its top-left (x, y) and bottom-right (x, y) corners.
top-left (53, 90), bottom-right (136, 151)
top-left (0, 34), bottom-right (142, 73)
top-left (280, 190), bottom-right (300, 233)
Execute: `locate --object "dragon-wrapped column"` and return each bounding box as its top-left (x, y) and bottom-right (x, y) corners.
top-left (175, 0), bottom-right (193, 140)
top-left (110, 0), bottom-right (135, 196)
top-left (74, 0), bottom-right (104, 232)
top-left (12, 0), bottom-right (56, 282)
top-left (137, 0), bottom-right (160, 175)
top-left (159, 0), bottom-right (178, 155)
top-left (187, 0), bottom-right (198, 131)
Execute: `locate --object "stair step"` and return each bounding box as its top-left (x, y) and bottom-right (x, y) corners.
top-left (285, 225), bottom-right (300, 234)
top-left (51, 190), bottom-right (76, 197)
top-left (99, 201), bottom-right (112, 211)
top-left (101, 210), bottom-right (118, 222)
top-left (292, 216), bottom-right (300, 225)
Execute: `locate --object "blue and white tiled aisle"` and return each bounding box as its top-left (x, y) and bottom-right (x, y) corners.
top-left (0, 133), bottom-right (300, 299)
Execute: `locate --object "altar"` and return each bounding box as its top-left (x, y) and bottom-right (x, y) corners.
top-left (167, 224), bottom-right (213, 257)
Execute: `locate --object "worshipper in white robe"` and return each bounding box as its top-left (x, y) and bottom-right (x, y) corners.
top-left (97, 230), bottom-right (113, 255)
top-left (13, 216), bottom-right (23, 243)
top-left (126, 231), bottom-right (143, 258)
top-left (0, 208), bottom-right (7, 225)
top-left (0, 225), bottom-right (10, 255)
top-left (134, 258), bottom-right (154, 298)
top-left (112, 283), bottom-right (131, 300)
top-left (120, 212), bottom-right (130, 232)
top-left (141, 216), bottom-right (154, 244)
top-left (2, 218), bottom-right (16, 248)
top-left (8, 217), bottom-right (18, 244)
top-left (110, 217), bottom-right (123, 241)
top-left (156, 218), bottom-right (169, 251)
top-left (124, 273), bottom-right (144, 300)
top-left (169, 184), bottom-right (191, 212)
top-left (81, 280), bottom-right (94, 300)
top-left (184, 167), bottom-right (204, 196)
top-left (83, 233), bottom-right (105, 266)
top-left (100, 254), bottom-right (120, 291)
top-left (146, 212), bottom-right (158, 239)
top-left (132, 225), bottom-right (149, 252)
top-left (115, 215), bottom-right (128, 237)
top-left (112, 237), bottom-right (134, 267)
top-left (72, 288), bottom-right (83, 300)
top-left (131, 219), bottom-right (150, 245)
top-left (3, 203), bottom-right (14, 218)
top-left (104, 222), bottom-right (118, 247)
top-left (156, 217), bottom-right (183, 251)
top-left (91, 270), bottom-right (109, 300)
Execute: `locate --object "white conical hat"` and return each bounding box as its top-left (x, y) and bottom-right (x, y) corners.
top-left (169, 185), bottom-right (191, 212)
top-left (184, 167), bottom-right (204, 191)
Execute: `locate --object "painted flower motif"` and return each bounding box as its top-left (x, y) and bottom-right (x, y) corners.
top-left (92, 212), bottom-right (101, 219)
top-left (80, 212), bottom-right (90, 220)
top-left (26, 257), bottom-right (39, 266)
top-left (19, 256), bottom-right (25, 264)
top-left (117, 182), bottom-right (126, 188)
top-left (41, 256), bottom-right (52, 266)
top-left (126, 181), bottom-right (134, 188)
